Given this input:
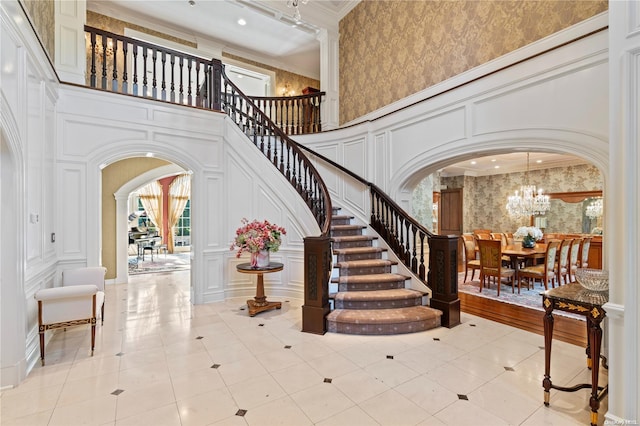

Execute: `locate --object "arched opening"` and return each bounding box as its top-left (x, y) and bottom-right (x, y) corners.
top-left (101, 158), bottom-right (190, 285)
top-left (1, 129), bottom-right (27, 386)
top-left (397, 144), bottom-right (606, 343)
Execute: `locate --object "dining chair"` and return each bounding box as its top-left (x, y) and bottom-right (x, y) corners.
top-left (491, 232), bottom-right (511, 265)
top-left (569, 238), bottom-right (582, 282)
top-left (579, 237), bottom-right (592, 268)
top-left (461, 234), bottom-right (481, 283)
top-left (517, 241), bottom-right (559, 292)
top-left (555, 239), bottom-right (572, 285)
top-left (504, 232), bottom-right (514, 246)
top-left (478, 238), bottom-right (515, 296)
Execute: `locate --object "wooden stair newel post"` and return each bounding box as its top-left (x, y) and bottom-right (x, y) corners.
top-left (302, 235), bottom-right (332, 334)
top-left (428, 235), bottom-right (461, 328)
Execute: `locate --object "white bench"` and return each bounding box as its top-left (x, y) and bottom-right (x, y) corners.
top-left (34, 285), bottom-right (98, 366)
top-left (62, 267), bottom-right (106, 324)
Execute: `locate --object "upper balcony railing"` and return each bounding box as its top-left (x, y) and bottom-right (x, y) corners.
top-left (84, 26), bottom-right (323, 135)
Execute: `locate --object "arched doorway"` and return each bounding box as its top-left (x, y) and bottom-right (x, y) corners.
top-left (104, 160), bottom-right (189, 284)
top-left (1, 129), bottom-right (27, 386)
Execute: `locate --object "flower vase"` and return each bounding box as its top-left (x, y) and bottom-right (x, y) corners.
top-left (251, 250), bottom-right (270, 268)
top-left (522, 237), bottom-right (536, 248)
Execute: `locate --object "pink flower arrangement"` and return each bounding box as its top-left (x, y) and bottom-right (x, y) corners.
top-left (230, 218), bottom-right (287, 257)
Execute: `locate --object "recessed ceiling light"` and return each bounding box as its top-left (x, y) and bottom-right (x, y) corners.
top-left (491, 159), bottom-right (497, 162)
top-left (146, 152), bottom-right (154, 158)
top-left (536, 160), bottom-right (542, 163)
top-left (494, 165), bottom-right (500, 169)
top-left (237, 74), bottom-right (243, 79)
top-left (237, 18), bottom-right (246, 26)
top-left (470, 161), bottom-right (477, 165)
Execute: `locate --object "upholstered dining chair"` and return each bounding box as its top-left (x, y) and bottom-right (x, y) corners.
top-left (462, 234), bottom-right (481, 283)
top-left (518, 241), bottom-right (559, 292)
top-left (579, 237), bottom-right (592, 268)
top-left (62, 266), bottom-right (107, 325)
top-left (556, 239), bottom-right (572, 285)
top-left (569, 238), bottom-right (582, 283)
top-left (478, 238), bottom-right (515, 296)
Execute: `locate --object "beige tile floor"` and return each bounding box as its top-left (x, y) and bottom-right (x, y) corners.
top-left (1, 270), bottom-right (608, 425)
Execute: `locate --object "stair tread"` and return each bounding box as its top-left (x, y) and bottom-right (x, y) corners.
top-left (333, 247), bottom-right (387, 254)
top-left (331, 273), bottom-right (410, 284)
top-left (331, 224), bottom-right (366, 230)
top-left (331, 235), bottom-right (377, 242)
top-left (334, 289), bottom-right (423, 301)
top-left (332, 215), bottom-right (354, 220)
top-left (335, 259), bottom-right (397, 268)
top-left (327, 306), bottom-right (442, 324)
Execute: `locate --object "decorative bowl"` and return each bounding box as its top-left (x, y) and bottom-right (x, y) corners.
top-left (575, 268), bottom-right (609, 292)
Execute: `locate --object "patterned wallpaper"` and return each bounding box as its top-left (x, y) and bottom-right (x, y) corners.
top-left (21, 0), bottom-right (55, 61)
top-left (432, 164), bottom-right (603, 236)
top-left (339, 0), bottom-right (608, 124)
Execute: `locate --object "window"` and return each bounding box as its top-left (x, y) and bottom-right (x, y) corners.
top-left (174, 199), bottom-right (190, 246)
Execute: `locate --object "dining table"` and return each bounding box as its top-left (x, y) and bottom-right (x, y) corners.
top-left (501, 243), bottom-right (548, 275)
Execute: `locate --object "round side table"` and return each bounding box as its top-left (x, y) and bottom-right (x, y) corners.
top-left (236, 262), bottom-right (283, 316)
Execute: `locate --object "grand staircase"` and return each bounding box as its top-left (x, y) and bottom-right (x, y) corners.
top-left (326, 208), bottom-right (442, 335)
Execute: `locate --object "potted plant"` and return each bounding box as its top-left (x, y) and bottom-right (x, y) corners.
top-left (514, 226), bottom-right (543, 248)
top-left (230, 218), bottom-right (287, 267)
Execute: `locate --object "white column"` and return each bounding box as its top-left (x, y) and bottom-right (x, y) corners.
top-left (55, 0), bottom-right (86, 84)
top-left (605, 1), bottom-right (640, 423)
top-left (114, 193), bottom-right (130, 284)
top-left (317, 28), bottom-right (339, 130)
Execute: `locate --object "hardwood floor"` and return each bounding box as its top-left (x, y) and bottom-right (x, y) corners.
top-left (459, 291), bottom-right (587, 347)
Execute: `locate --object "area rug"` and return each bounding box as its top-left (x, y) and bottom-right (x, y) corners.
top-left (129, 252), bottom-right (191, 275)
top-left (457, 272), bottom-right (583, 320)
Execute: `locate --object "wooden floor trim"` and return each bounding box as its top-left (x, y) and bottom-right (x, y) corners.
top-left (459, 291), bottom-right (587, 347)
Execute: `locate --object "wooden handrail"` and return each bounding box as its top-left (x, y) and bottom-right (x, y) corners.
top-left (218, 70), bottom-right (332, 236)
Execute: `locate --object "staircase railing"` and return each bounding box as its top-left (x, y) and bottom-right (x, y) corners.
top-left (248, 92), bottom-right (324, 136)
top-left (297, 146), bottom-right (461, 328)
top-left (84, 25), bottom-right (323, 135)
top-left (219, 74), bottom-right (331, 233)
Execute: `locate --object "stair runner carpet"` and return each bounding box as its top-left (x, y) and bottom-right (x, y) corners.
top-left (325, 208), bottom-right (442, 335)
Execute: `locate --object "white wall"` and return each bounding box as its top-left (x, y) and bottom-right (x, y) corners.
top-left (605, 1), bottom-right (640, 423)
top-left (1, 0), bottom-right (60, 387)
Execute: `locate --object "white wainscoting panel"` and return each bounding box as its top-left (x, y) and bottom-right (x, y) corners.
top-left (388, 107), bottom-right (466, 177)
top-left (472, 60), bottom-right (608, 138)
top-left (154, 132), bottom-right (223, 169)
top-left (60, 120), bottom-right (148, 159)
top-left (58, 166), bottom-right (85, 257)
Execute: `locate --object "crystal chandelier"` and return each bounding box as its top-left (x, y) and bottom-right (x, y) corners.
top-left (505, 153), bottom-right (551, 218)
top-left (287, 0), bottom-right (309, 22)
top-left (586, 199), bottom-right (603, 219)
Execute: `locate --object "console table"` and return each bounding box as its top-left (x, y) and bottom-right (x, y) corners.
top-left (541, 282), bottom-right (608, 426)
top-left (237, 262), bottom-right (283, 317)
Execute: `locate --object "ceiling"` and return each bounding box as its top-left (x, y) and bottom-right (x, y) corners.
top-left (439, 152), bottom-right (589, 177)
top-left (87, 0), bottom-right (360, 80)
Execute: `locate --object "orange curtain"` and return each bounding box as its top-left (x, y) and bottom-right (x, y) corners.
top-left (167, 174), bottom-right (191, 253)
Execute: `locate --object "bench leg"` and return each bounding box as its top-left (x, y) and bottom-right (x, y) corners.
top-left (39, 327), bottom-right (45, 366)
top-left (91, 318), bottom-right (96, 356)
